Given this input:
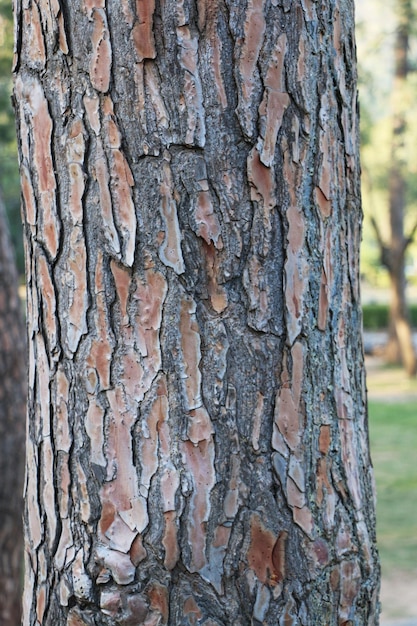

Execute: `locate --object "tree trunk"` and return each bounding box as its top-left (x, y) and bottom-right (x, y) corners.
top-left (385, 0), bottom-right (417, 376)
top-left (14, 0), bottom-right (380, 624)
top-left (0, 192), bottom-right (26, 625)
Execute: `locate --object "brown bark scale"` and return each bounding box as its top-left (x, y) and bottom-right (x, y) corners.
top-left (13, 0), bottom-right (380, 624)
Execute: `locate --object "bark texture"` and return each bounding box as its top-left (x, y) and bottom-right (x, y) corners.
top-left (14, 0), bottom-right (380, 624)
top-left (0, 193), bottom-right (26, 625)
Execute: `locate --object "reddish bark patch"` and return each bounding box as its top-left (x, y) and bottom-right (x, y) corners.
top-left (182, 439), bottom-right (215, 572)
top-left (24, 4), bottom-right (46, 67)
top-left (147, 583), bottom-right (169, 623)
top-left (340, 560), bottom-right (361, 620)
top-left (291, 342), bottom-right (303, 405)
top-left (315, 186), bottom-right (331, 219)
top-left (258, 33), bottom-right (290, 166)
top-left (58, 12), bottom-right (69, 53)
top-left (240, 0), bottom-right (265, 87)
top-left (292, 506), bottom-right (314, 538)
top-left (271, 530), bottom-right (288, 584)
top-left (132, 0), bottom-right (156, 61)
top-left (111, 260), bottom-right (131, 323)
top-left (275, 387), bottom-right (300, 451)
top-left (90, 9), bottom-right (112, 93)
top-left (162, 510), bottom-right (179, 570)
top-left (330, 566), bottom-right (340, 591)
top-left (212, 524), bottom-right (231, 550)
top-left (286, 476), bottom-right (305, 509)
top-left (84, 94), bottom-right (101, 135)
top-left (259, 91), bottom-right (290, 167)
top-left (129, 534), bottom-right (147, 566)
top-left (247, 514), bottom-right (277, 585)
top-left (183, 596), bottom-right (203, 623)
top-left (319, 425), bottom-right (331, 455)
top-left (247, 147), bottom-right (276, 210)
top-left (36, 585), bottom-right (46, 623)
top-left (188, 407), bottom-right (214, 444)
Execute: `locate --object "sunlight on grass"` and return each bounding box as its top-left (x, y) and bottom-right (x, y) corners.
top-left (366, 362), bottom-right (417, 397)
top-left (368, 401), bottom-right (417, 573)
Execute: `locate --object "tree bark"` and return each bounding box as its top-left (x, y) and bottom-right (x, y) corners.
top-left (14, 0), bottom-right (380, 624)
top-left (0, 192), bottom-right (26, 625)
top-left (384, 0), bottom-right (417, 376)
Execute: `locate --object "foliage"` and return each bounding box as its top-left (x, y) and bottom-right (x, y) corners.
top-left (356, 0), bottom-right (417, 285)
top-left (0, 0), bottom-right (22, 273)
top-left (362, 303), bottom-right (417, 329)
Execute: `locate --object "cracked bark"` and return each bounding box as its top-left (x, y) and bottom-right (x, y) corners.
top-left (14, 0), bottom-right (380, 624)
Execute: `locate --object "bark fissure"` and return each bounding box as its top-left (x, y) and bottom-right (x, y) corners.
top-left (15, 0), bottom-right (379, 623)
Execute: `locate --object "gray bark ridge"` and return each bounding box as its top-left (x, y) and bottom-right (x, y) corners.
top-left (13, 0), bottom-right (380, 624)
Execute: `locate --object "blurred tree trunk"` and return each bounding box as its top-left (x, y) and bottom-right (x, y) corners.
top-left (376, 0), bottom-right (417, 376)
top-left (0, 192), bottom-right (26, 625)
top-left (14, 0), bottom-right (380, 623)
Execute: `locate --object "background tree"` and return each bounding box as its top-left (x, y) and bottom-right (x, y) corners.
top-left (0, 192), bottom-right (26, 625)
top-left (357, 0), bottom-right (417, 375)
top-left (14, 0), bottom-right (380, 624)
top-left (372, 0), bottom-right (417, 375)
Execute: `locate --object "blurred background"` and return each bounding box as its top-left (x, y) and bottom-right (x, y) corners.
top-left (0, 0), bottom-right (23, 273)
top-left (0, 0), bottom-right (416, 623)
top-left (356, 2), bottom-right (417, 623)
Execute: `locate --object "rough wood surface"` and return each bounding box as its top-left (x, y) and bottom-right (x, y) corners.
top-left (14, 0), bottom-right (380, 624)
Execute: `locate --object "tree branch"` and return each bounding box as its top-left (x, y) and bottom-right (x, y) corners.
top-left (370, 216), bottom-right (392, 270)
top-left (403, 217), bottom-right (417, 252)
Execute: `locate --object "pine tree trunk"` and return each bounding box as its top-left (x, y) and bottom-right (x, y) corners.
top-left (0, 193), bottom-right (26, 625)
top-left (14, 0), bottom-right (380, 624)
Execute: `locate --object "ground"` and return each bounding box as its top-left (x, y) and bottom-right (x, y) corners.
top-left (365, 343), bottom-right (417, 626)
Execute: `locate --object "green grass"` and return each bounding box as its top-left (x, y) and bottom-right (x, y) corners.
top-left (368, 400), bottom-right (417, 573)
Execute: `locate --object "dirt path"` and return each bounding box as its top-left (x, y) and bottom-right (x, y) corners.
top-left (380, 571), bottom-right (417, 625)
